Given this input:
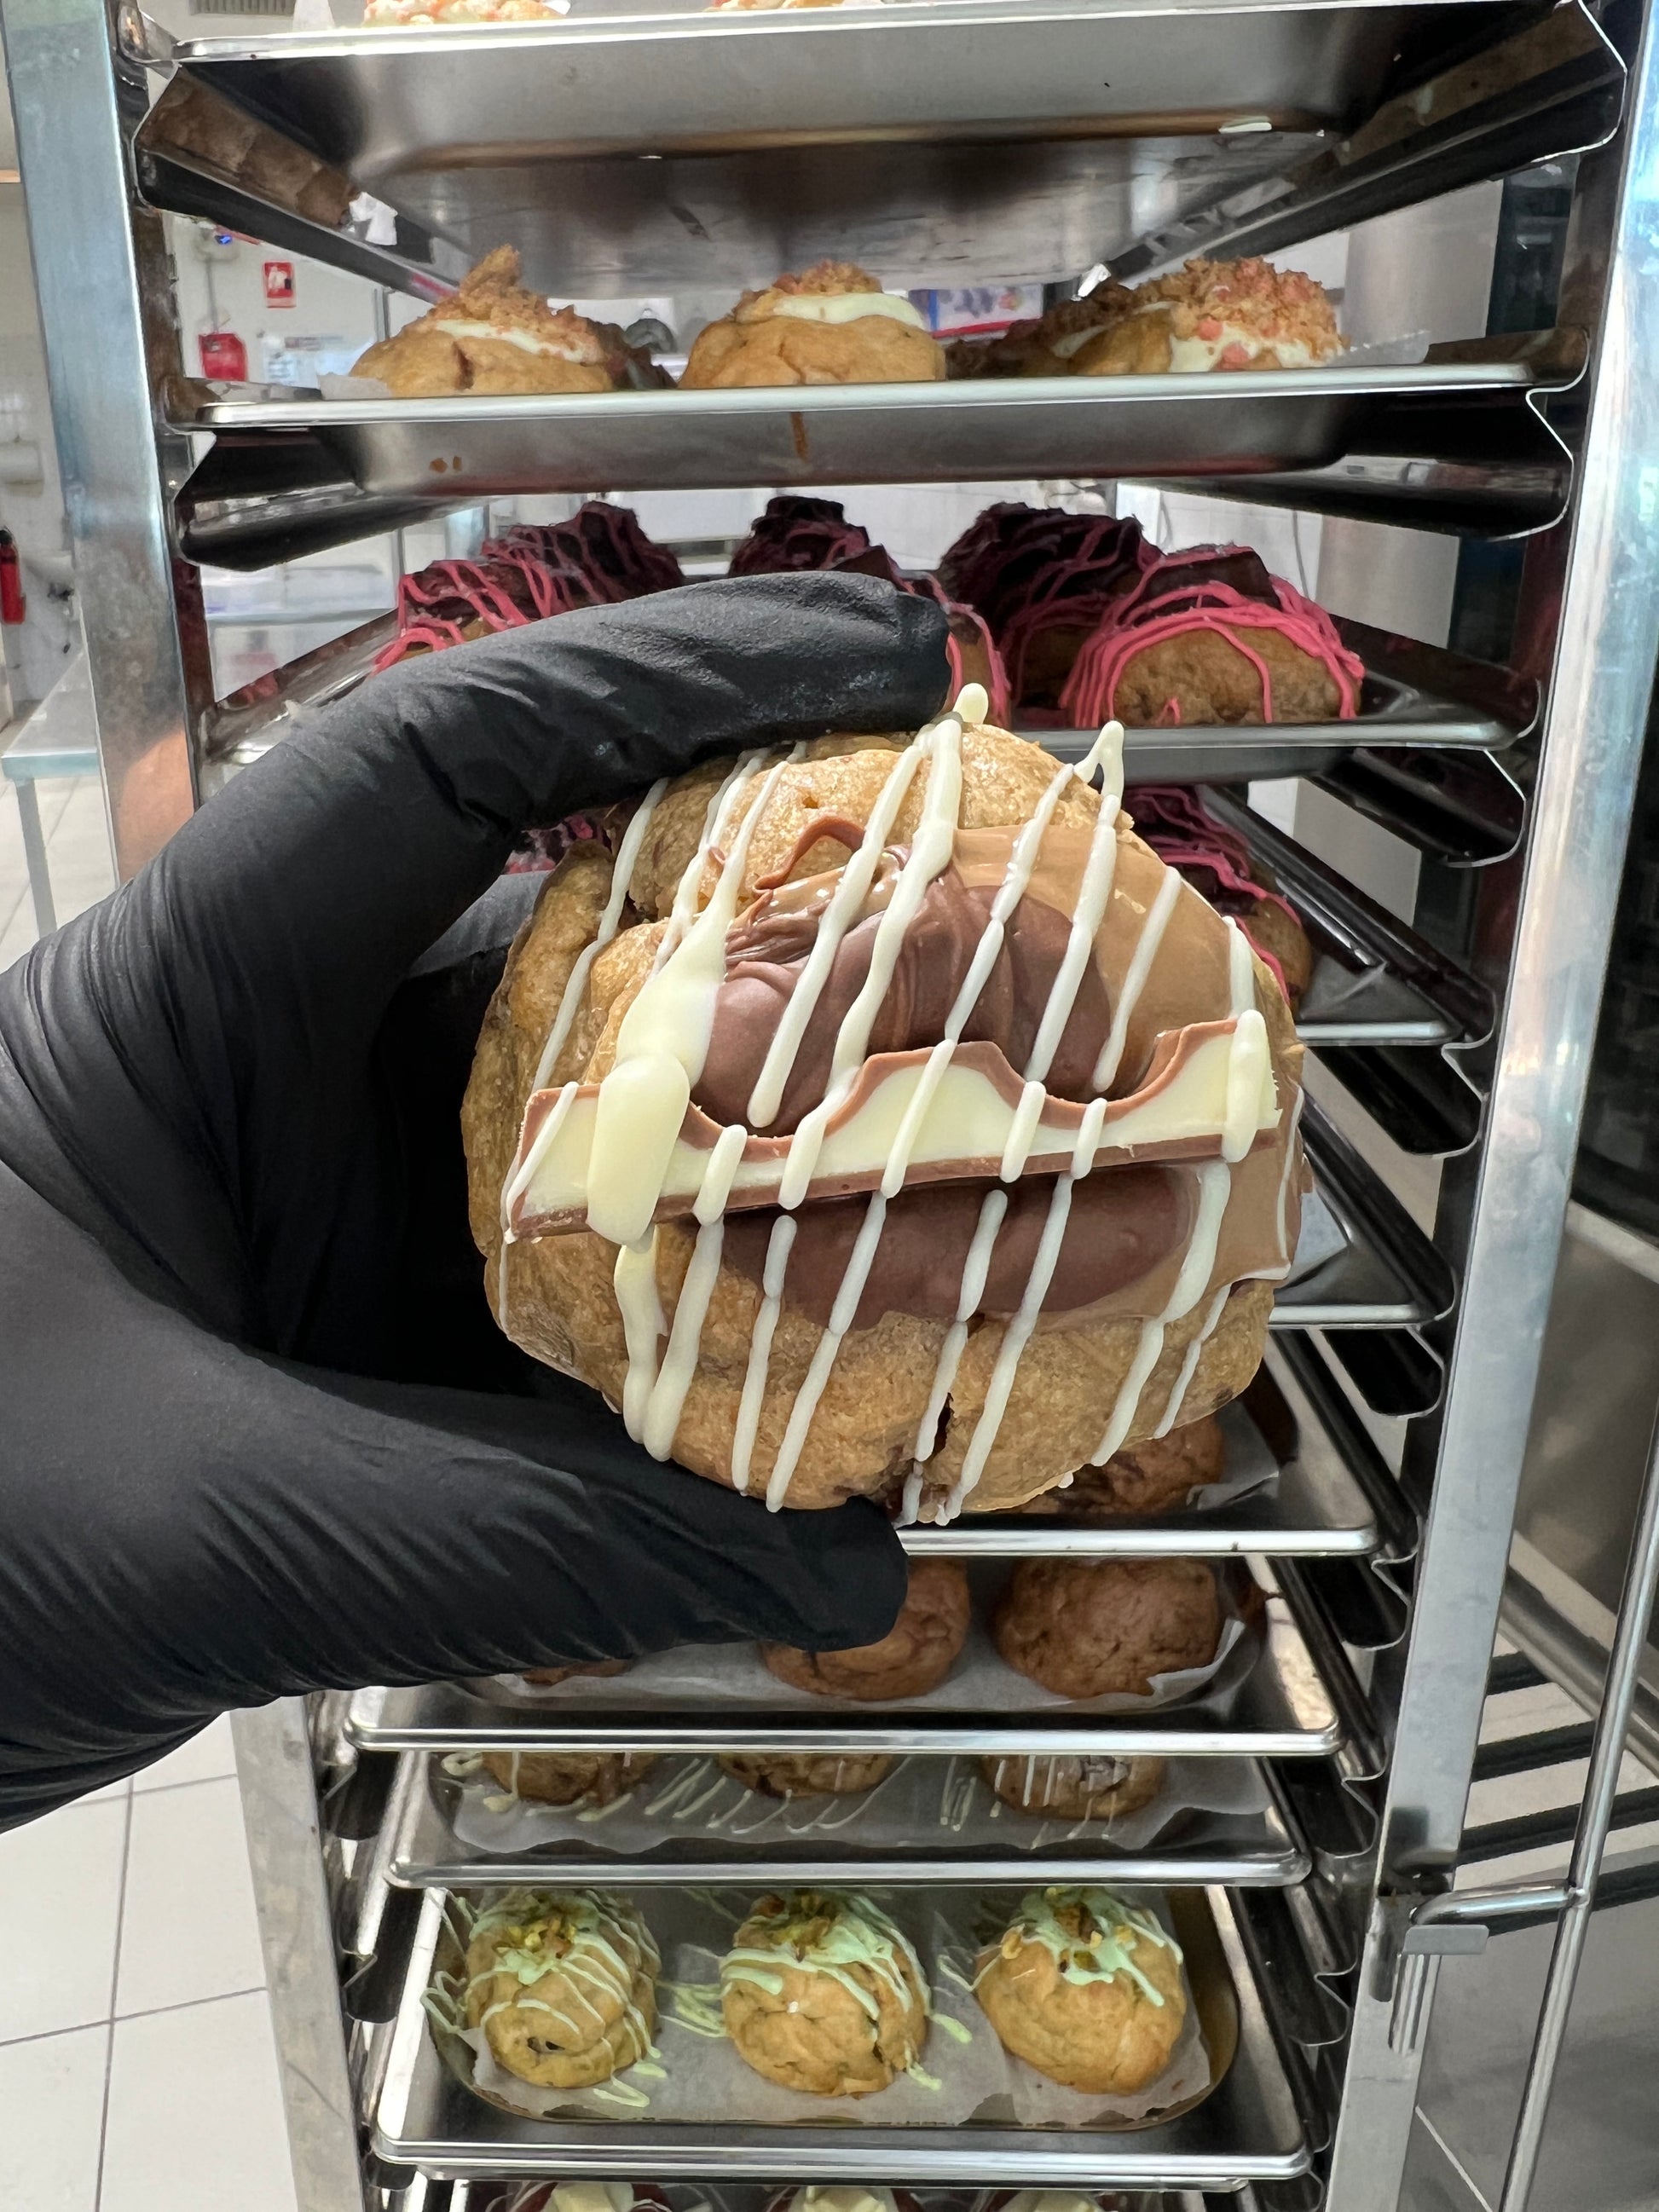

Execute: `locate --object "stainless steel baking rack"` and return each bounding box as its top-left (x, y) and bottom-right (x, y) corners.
top-left (371, 1884), bottom-right (1313, 2186)
top-left (15, 0), bottom-right (1659, 2197)
top-left (377, 1745), bottom-right (1313, 1889)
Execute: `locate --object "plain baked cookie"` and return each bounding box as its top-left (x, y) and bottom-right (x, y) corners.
top-left (991, 1557), bottom-right (1223, 1698)
top-left (1013, 1416), bottom-right (1227, 1519)
top-left (974, 1884), bottom-right (1186, 2094)
top-left (680, 260), bottom-right (945, 388)
top-left (462, 1889), bottom-right (658, 2088)
top-left (761, 1558), bottom-right (971, 1701)
top-left (721, 1890), bottom-right (929, 2094)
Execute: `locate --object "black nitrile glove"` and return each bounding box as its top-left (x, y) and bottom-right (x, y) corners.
top-left (0, 574), bottom-right (951, 1828)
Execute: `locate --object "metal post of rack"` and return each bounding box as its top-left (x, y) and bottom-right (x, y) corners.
top-left (1324, 6), bottom-right (1659, 2195)
top-left (0, 0), bottom-right (206, 879)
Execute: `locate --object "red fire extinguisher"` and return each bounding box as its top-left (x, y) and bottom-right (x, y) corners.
top-left (0, 531), bottom-right (26, 627)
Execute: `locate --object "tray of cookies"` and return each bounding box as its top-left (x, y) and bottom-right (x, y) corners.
top-left (343, 1569), bottom-right (1345, 1759)
top-left (380, 1733), bottom-right (1312, 1886)
top-left (372, 1881), bottom-right (1310, 2182)
top-left (172, 351), bottom-right (1552, 505)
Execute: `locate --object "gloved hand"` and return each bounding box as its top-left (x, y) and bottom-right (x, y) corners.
top-left (0, 573), bottom-right (950, 1827)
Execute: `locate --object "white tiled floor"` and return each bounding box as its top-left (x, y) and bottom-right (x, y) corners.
top-left (0, 786), bottom-right (297, 2209)
top-left (0, 1720), bottom-right (299, 2212)
top-left (0, 771), bottom-right (117, 969)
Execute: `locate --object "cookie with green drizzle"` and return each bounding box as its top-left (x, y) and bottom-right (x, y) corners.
top-left (721, 1889), bottom-right (930, 2095)
top-left (974, 1885), bottom-right (1185, 2094)
top-left (462, 1888), bottom-right (660, 2089)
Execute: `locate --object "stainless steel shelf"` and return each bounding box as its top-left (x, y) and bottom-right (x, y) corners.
top-left (1282, 1098), bottom-right (1456, 1327)
top-left (168, 354), bottom-right (1560, 511)
top-left (343, 1587), bottom-right (1344, 1758)
top-left (164, 0), bottom-right (1410, 294)
top-left (373, 1883), bottom-right (1312, 2185)
top-left (380, 1744), bottom-right (1312, 1887)
top-left (1108, 0), bottom-right (1623, 278)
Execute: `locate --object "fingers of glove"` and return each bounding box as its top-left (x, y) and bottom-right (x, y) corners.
top-left (0, 578), bottom-right (946, 1336)
top-left (0, 1170), bottom-right (907, 1823)
top-left (120, 573), bottom-right (948, 1074)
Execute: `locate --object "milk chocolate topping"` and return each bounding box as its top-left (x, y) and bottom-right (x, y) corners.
top-left (701, 845), bottom-right (1109, 1133)
top-left (721, 1165), bottom-right (1191, 1330)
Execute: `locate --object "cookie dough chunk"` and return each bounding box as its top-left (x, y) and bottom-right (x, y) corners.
top-left (462, 1889), bottom-right (658, 2088)
top-left (974, 1884), bottom-right (1185, 2094)
top-left (719, 1752), bottom-right (897, 1798)
top-left (479, 1750), bottom-right (656, 1806)
top-left (722, 1890), bottom-right (929, 2094)
top-left (763, 1559), bottom-right (970, 1700)
top-left (980, 1753), bottom-right (1167, 1821)
top-left (991, 1557), bottom-right (1222, 1698)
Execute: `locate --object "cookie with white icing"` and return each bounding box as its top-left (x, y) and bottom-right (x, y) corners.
top-left (718, 1752), bottom-right (896, 1798)
top-left (464, 702), bottom-right (1305, 1514)
top-left (478, 1748), bottom-right (656, 1806)
top-left (680, 261), bottom-right (945, 388)
top-left (980, 1753), bottom-right (1167, 1821)
top-left (974, 1884), bottom-right (1186, 2094)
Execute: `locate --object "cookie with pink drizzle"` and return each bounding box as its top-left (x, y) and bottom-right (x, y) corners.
top-left (1059, 546), bottom-right (1364, 732)
top-left (1119, 781), bottom-right (1314, 1006)
top-left (937, 505), bottom-right (1154, 710)
top-left (729, 495), bottom-right (875, 576)
top-left (496, 501), bottom-right (685, 599)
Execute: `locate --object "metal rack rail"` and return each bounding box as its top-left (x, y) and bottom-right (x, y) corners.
top-left (8, 0), bottom-right (1659, 2203)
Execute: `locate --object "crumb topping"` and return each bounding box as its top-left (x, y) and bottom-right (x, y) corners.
top-left (733, 259), bottom-right (886, 321)
top-left (414, 245), bottom-right (607, 362)
top-left (1126, 256), bottom-right (1342, 360)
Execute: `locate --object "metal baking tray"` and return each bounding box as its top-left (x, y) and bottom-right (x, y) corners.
top-left (164, 0), bottom-right (1416, 292)
top-left (342, 1586), bottom-right (1342, 1758)
top-left (905, 1339), bottom-right (1383, 1558)
top-left (371, 1882), bottom-right (1310, 2184)
top-left (380, 1741), bottom-right (1310, 1887)
top-left (170, 356), bottom-right (1550, 505)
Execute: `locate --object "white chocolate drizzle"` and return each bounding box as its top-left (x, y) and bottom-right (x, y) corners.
top-left (730, 1214), bottom-right (798, 1496)
top-left (495, 777), bottom-right (669, 1330)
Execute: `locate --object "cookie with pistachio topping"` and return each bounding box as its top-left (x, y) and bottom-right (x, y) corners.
top-left (462, 1889), bottom-right (659, 2088)
top-left (721, 1889), bottom-right (930, 2095)
top-left (974, 1885), bottom-right (1185, 2094)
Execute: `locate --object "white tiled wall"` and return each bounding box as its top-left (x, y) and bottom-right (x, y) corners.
top-left (0, 1718), bottom-right (299, 2212)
